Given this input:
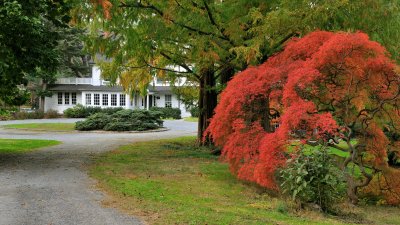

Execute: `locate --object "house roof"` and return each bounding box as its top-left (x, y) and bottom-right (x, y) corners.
top-left (48, 84), bottom-right (173, 93)
top-left (48, 84), bottom-right (124, 92)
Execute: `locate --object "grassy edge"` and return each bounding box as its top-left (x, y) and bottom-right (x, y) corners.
top-left (2, 123), bottom-right (76, 131)
top-left (88, 137), bottom-right (371, 225)
top-left (0, 139), bottom-right (62, 154)
top-left (183, 117), bottom-right (198, 122)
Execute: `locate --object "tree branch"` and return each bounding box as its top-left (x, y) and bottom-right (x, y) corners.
top-left (119, 1), bottom-right (231, 43)
top-left (145, 63), bottom-right (193, 74)
top-left (202, 0), bottom-right (235, 46)
top-left (122, 63), bottom-right (192, 75)
top-left (327, 143), bottom-right (348, 152)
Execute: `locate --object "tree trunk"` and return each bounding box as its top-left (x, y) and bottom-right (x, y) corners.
top-left (198, 66), bottom-right (217, 145)
top-left (39, 82), bottom-right (47, 112)
top-left (220, 64), bottom-right (235, 85)
top-left (347, 183), bottom-right (359, 205)
top-left (261, 95), bottom-right (273, 133)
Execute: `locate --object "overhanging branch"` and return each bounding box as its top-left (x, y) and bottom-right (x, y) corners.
top-left (119, 1), bottom-right (230, 43)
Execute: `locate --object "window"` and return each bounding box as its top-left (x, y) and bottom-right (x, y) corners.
top-left (165, 94), bottom-right (172, 108)
top-left (58, 92), bottom-right (63, 105)
top-left (86, 93), bottom-right (92, 105)
top-left (64, 92), bottom-right (70, 105)
top-left (119, 94), bottom-right (126, 106)
top-left (111, 94), bottom-right (117, 106)
top-left (71, 93), bottom-right (77, 105)
top-left (94, 94), bottom-right (100, 105)
top-left (102, 94), bottom-right (108, 106)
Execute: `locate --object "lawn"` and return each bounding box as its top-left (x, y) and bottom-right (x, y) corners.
top-left (0, 139), bottom-right (61, 154)
top-left (3, 123), bottom-right (75, 131)
top-left (89, 137), bottom-right (400, 225)
top-left (183, 117), bottom-right (198, 122)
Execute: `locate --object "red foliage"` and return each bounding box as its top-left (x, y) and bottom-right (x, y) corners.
top-left (362, 168), bottom-right (400, 205)
top-left (92, 0), bottom-right (113, 19)
top-left (206, 31), bottom-right (400, 196)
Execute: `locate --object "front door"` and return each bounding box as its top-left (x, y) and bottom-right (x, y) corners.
top-left (149, 95), bottom-right (153, 108)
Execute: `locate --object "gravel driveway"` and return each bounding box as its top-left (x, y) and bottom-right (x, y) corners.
top-left (0, 119), bottom-right (197, 225)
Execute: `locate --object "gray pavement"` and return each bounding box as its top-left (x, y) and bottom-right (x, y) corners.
top-left (0, 119), bottom-right (197, 225)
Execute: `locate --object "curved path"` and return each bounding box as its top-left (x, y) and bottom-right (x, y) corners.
top-left (0, 119), bottom-right (197, 225)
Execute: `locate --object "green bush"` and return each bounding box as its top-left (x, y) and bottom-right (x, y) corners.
top-left (279, 148), bottom-right (346, 212)
top-left (63, 104), bottom-right (91, 118)
top-left (75, 113), bottom-right (112, 131)
top-left (0, 109), bottom-right (13, 121)
top-left (63, 104), bottom-right (123, 118)
top-left (150, 107), bottom-right (181, 119)
top-left (101, 107), bottom-right (125, 115)
top-left (103, 122), bottom-right (133, 131)
top-left (75, 110), bottom-right (163, 131)
top-left (190, 106), bottom-right (199, 118)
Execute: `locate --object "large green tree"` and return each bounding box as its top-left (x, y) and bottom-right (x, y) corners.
top-left (77, 0), bottom-right (282, 141)
top-left (0, 0), bottom-right (73, 107)
top-left (77, 0), bottom-right (400, 142)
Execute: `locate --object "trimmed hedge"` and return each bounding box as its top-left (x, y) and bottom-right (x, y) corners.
top-left (75, 113), bottom-right (112, 131)
top-left (150, 107), bottom-right (181, 119)
top-left (64, 104), bottom-right (123, 118)
top-left (75, 110), bottom-right (163, 131)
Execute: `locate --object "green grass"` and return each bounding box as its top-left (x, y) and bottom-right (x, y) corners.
top-left (161, 117), bottom-right (176, 121)
top-left (183, 117), bottom-right (198, 122)
top-left (90, 137), bottom-right (390, 225)
top-left (0, 139), bottom-right (61, 154)
top-left (3, 123), bottom-right (75, 131)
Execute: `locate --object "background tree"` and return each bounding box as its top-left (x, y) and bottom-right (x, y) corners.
top-left (30, 25), bottom-right (92, 110)
top-left (206, 31), bottom-right (400, 204)
top-left (57, 27), bottom-right (92, 78)
top-left (0, 0), bottom-right (73, 107)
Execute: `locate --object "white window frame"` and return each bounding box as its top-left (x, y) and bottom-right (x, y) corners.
top-left (102, 94), bottom-right (108, 106)
top-left (71, 93), bottom-right (77, 105)
top-left (64, 92), bottom-right (70, 105)
top-left (111, 94), bottom-right (117, 106)
top-left (165, 94), bottom-right (172, 108)
top-left (85, 93), bottom-right (92, 105)
top-left (58, 92), bottom-right (63, 105)
top-left (94, 93), bottom-right (100, 106)
top-left (119, 94), bottom-right (126, 106)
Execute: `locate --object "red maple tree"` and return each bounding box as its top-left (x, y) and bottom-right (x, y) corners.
top-left (206, 31), bottom-right (400, 204)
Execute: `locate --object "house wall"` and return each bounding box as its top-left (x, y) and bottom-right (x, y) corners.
top-left (44, 92), bottom-right (83, 113)
top-left (91, 66), bottom-right (102, 86)
top-left (45, 91), bottom-right (190, 117)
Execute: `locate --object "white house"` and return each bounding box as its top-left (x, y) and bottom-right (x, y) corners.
top-left (44, 66), bottom-right (191, 117)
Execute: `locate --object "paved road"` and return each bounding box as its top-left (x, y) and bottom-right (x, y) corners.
top-left (0, 119), bottom-right (197, 225)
